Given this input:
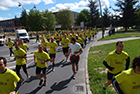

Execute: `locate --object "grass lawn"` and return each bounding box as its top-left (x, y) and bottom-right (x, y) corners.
top-left (88, 39), bottom-right (140, 94)
top-left (99, 33), bottom-right (140, 41)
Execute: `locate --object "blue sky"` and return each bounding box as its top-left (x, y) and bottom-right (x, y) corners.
top-left (0, 0), bottom-right (117, 21)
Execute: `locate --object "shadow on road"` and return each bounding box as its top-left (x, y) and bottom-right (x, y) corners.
top-left (61, 61), bottom-right (71, 67)
top-left (26, 86), bottom-right (43, 94)
top-left (45, 75), bottom-right (73, 94)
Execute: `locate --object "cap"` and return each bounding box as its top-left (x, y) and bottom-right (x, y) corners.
top-left (76, 34), bottom-right (78, 36)
top-left (51, 36), bottom-right (54, 40)
top-left (63, 33), bottom-right (67, 36)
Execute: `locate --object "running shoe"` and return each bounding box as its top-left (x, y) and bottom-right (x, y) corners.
top-left (26, 76), bottom-right (30, 81)
top-left (39, 79), bottom-right (43, 87)
top-left (103, 87), bottom-right (107, 94)
top-left (52, 68), bottom-right (55, 72)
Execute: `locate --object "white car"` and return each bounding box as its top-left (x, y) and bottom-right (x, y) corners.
top-left (0, 35), bottom-right (6, 46)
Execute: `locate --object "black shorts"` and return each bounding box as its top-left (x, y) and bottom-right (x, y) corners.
top-left (107, 71), bottom-right (121, 80)
top-left (36, 67), bottom-right (46, 74)
top-left (16, 64), bottom-right (27, 75)
top-left (63, 47), bottom-right (69, 54)
top-left (49, 54), bottom-right (56, 58)
top-left (81, 44), bottom-right (83, 48)
top-left (70, 55), bottom-right (80, 64)
top-left (47, 39), bottom-right (50, 42)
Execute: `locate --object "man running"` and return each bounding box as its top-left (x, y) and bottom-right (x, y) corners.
top-left (41, 38), bottom-right (49, 53)
top-left (61, 33), bottom-right (70, 62)
top-left (34, 44), bottom-right (50, 87)
top-left (6, 38), bottom-right (14, 58)
top-left (69, 38), bottom-right (83, 79)
top-left (0, 57), bottom-right (22, 94)
top-left (112, 56), bottom-right (140, 94)
top-left (102, 41), bottom-right (130, 94)
top-left (48, 36), bottom-right (58, 71)
top-left (13, 42), bottom-right (30, 82)
top-left (19, 40), bottom-right (29, 52)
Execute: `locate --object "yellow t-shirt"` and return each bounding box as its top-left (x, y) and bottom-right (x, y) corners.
top-left (39, 36), bottom-right (45, 42)
top-left (19, 44), bottom-right (29, 51)
top-left (48, 42), bottom-right (58, 54)
top-left (115, 68), bottom-right (140, 94)
top-left (34, 51), bottom-right (50, 68)
top-left (55, 35), bottom-right (60, 41)
top-left (0, 69), bottom-right (20, 94)
top-left (41, 41), bottom-right (48, 48)
top-left (6, 41), bottom-right (14, 48)
top-left (76, 37), bottom-right (82, 44)
top-left (61, 38), bottom-right (70, 48)
top-left (46, 34), bottom-right (51, 39)
top-left (13, 48), bottom-right (27, 65)
top-left (104, 50), bottom-right (129, 74)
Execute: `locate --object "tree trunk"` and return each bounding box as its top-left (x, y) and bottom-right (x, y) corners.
top-left (125, 26), bottom-right (127, 32)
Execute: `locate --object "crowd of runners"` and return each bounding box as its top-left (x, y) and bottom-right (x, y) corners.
top-left (0, 29), bottom-right (97, 94)
top-left (1, 29), bottom-right (140, 94)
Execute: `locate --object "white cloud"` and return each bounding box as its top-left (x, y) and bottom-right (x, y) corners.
top-left (49, 0), bottom-right (110, 12)
top-left (8, 13), bottom-right (12, 16)
top-left (0, 17), bottom-right (11, 21)
top-left (0, 0), bottom-right (54, 10)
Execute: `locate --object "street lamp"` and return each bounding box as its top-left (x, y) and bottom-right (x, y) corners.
top-left (98, 0), bottom-right (104, 38)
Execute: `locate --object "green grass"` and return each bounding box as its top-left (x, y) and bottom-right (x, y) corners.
top-left (99, 33), bottom-right (140, 41)
top-left (117, 28), bottom-right (140, 32)
top-left (88, 39), bottom-right (140, 94)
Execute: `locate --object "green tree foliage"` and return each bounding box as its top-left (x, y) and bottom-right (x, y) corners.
top-left (20, 10), bottom-right (27, 27)
top-left (26, 9), bottom-right (43, 31)
top-left (115, 0), bottom-right (139, 31)
top-left (88, 0), bottom-right (100, 28)
top-left (56, 9), bottom-right (74, 29)
top-left (42, 10), bottom-right (56, 31)
top-left (75, 9), bottom-right (90, 28)
top-left (103, 7), bottom-right (111, 27)
top-left (136, 6), bottom-right (140, 26)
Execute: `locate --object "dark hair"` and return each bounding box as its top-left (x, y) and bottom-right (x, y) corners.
top-left (116, 41), bottom-right (123, 46)
top-left (71, 38), bottom-right (76, 42)
top-left (0, 57), bottom-right (7, 64)
top-left (132, 56), bottom-right (140, 69)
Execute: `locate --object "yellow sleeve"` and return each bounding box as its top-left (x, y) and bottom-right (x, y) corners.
top-left (115, 71), bottom-right (127, 84)
top-left (11, 70), bottom-right (20, 82)
top-left (104, 54), bottom-right (111, 63)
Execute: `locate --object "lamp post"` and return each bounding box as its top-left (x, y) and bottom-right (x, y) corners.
top-left (98, 0), bottom-right (104, 38)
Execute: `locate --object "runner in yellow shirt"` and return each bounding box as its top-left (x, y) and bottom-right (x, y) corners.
top-left (34, 44), bottom-right (50, 87)
top-left (41, 38), bottom-right (49, 53)
top-left (0, 57), bottom-right (21, 94)
top-left (13, 42), bottom-right (30, 82)
top-left (102, 41), bottom-right (130, 94)
top-left (48, 36), bottom-right (58, 71)
top-left (40, 34), bottom-right (45, 42)
top-left (46, 32), bottom-right (51, 42)
top-left (55, 33), bottom-right (60, 46)
top-left (19, 40), bottom-right (29, 52)
top-left (61, 33), bottom-right (70, 62)
top-left (6, 38), bottom-right (14, 57)
top-left (112, 56), bottom-right (140, 94)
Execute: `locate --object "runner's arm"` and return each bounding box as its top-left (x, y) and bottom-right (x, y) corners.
top-left (125, 57), bottom-right (130, 70)
top-left (112, 78), bottom-right (124, 94)
top-left (103, 60), bottom-right (114, 71)
top-left (34, 55), bottom-right (37, 64)
top-left (11, 79), bottom-right (22, 94)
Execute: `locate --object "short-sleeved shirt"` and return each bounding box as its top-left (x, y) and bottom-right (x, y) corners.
top-left (19, 44), bottom-right (29, 51)
top-left (41, 41), bottom-right (48, 48)
top-left (104, 50), bottom-right (129, 74)
top-left (48, 42), bottom-right (58, 54)
top-left (13, 48), bottom-right (27, 65)
top-left (0, 69), bottom-right (20, 94)
top-left (6, 41), bottom-right (14, 48)
top-left (34, 51), bottom-right (50, 68)
top-left (61, 38), bottom-right (70, 48)
top-left (40, 36), bottom-right (45, 42)
top-left (115, 68), bottom-right (140, 94)
top-left (46, 34), bottom-right (51, 39)
top-left (69, 42), bottom-right (82, 56)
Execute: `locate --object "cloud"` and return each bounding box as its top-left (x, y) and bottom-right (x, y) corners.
top-left (0, 17), bottom-right (11, 21)
top-left (49, 0), bottom-right (110, 12)
top-left (8, 13), bottom-right (12, 16)
top-left (0, 0), bottom-right (54, 10)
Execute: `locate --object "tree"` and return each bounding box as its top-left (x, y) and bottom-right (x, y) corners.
top-left (136, 6), bottom-right (140, 26)
top-left (56, 9), bottom-right (74, 29)
top-left (115, 0), bottom-right (139, 31)
top-left (20, 10), bottom-right (27, 28)
top-left (42, 10), bottom-right (56, 31)
top-left (88, 0), bottom-right (100, 28)
top-left (26, 9), bottom-right (43, 31)
top-left (75, 9), bottom-right (90, 28)
top-left (103, 7), bottom-right (111, 27)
